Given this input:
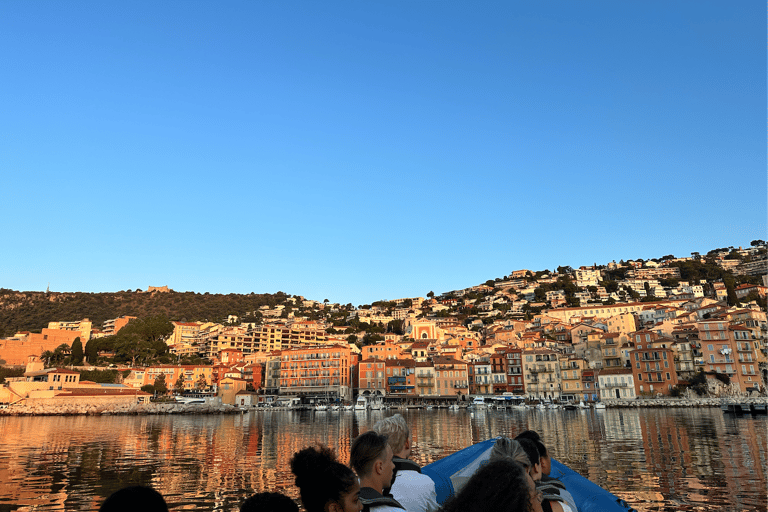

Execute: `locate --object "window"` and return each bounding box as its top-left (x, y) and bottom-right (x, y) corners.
top-left (666, 373), bottom-right (670, 380)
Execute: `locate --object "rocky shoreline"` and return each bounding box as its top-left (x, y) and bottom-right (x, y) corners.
top-left (602, 396), bottom-right (768, 408)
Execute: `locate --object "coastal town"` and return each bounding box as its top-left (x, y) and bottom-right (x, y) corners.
top-left (1, 244), bottom-right (766, 413)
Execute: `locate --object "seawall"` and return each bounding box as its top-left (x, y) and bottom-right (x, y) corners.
top-left (0, 401), bottom-right (240, 416)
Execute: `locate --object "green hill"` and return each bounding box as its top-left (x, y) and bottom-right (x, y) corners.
top-left (0, 289), bottom-right (292, 337)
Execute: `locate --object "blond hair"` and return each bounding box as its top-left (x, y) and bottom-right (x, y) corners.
top-left (373, 414), bottom-right (409, 454)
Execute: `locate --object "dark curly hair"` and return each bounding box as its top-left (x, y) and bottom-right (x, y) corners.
top-left (240, 492), bottom-right (299, 512)
top-left (290, 445), bottom-right (358, 512)
top-left (440, 459), bottom-right (535, 512)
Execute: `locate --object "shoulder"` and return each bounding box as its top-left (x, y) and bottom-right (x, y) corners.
top-left (370, 506), bottom-right (406, 512)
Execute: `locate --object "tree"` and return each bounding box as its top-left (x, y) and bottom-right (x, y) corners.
top-left (751, 240), bottom-right (766, 247)
top-left (154, 373), bottom-right (168, 394)
top-left (196, 375), bottom-right (208, 391)
top-left (427, 291), bottom-right (435, 299)
top-left (70, 337), bottom-right (84, 365)
top-left (174, 375), bottom-right (185, 393)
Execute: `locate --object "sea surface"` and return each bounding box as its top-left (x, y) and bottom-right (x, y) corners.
top-left (0, 407), bottom-right (765, 512)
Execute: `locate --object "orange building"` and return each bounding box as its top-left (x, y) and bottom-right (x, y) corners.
top-left (358, 359), bottom-right (387, 394)
top-left (432, 356), bottom-right (468, 398)
top-left (629, 339), bottom-right (679, 396)
top-left (279, 344), bottom-right (354, 402)
top-left (384, 359), bottom-right (417, 398)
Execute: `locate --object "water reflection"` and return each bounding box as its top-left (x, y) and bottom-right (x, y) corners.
top-left (0, 408), bottom-right (765, 512)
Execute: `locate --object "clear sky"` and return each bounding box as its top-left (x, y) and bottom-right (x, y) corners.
top-left (1, 1), bottom-right (765, 307)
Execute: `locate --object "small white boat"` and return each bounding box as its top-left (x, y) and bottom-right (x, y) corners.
top-left (471, 396), bottom-right (488, 408)
top-left (354, 396), bottom-right (368, 410)
top-left (314, 404), bottom-right (328, 411)
top-left (594, 402), bottom-right (606, 410)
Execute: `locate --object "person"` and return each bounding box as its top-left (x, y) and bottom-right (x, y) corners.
top-left (291, 444), bottom-right (363, 512)
top-left (99, 485), bottom-right (168, 512)
top-left (516, 437), bottom-right (545, 482)
top-left (372, 414), bottom-right (439, 512)
top-left (515, 431), bottom-right (577, 512)
top-left (439, 459), bottom-right (543, 512)
top-left (241, 492), bottom-right (300, 512)
top-left (490, 436), bottom-right (536, 471)
top-left (350, 431), bottom-right (404, 512)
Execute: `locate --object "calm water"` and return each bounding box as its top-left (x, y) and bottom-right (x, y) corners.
top-left (0, 407), bottom-right (765, 512)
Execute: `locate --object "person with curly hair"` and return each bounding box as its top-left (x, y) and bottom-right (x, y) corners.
top-left (439, 459), bottom-right (543, 512)
top-left (291, 444), bottom-right (362, 512)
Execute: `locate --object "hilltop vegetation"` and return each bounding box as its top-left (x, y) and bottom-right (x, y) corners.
top-left (0, 289), bottom-right (292, 337)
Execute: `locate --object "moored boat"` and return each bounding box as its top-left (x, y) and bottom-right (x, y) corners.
top-left (422, 438), bottom-right (636, 512)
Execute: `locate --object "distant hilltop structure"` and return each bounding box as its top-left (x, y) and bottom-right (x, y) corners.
top-left (147, 285), bottom-right (171, 293)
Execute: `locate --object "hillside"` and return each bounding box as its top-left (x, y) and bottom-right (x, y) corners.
top-left (0, 289), bottom-right (292, 337)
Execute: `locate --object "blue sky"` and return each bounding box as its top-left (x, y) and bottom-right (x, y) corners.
top-left (1, 1), bottom-right (765, 307)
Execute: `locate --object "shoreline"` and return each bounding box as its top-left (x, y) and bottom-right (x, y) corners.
top-left (2, 396), bottom-right (767, 416)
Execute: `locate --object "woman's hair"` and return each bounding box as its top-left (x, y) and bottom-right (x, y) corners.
top-left (516, 438), bottom-right (541, 467)
top-left (516, 430), bottom-right (548, 458)
top-left (490, 437), bottom-right (531, 468)
top-left (240, 492), bottom-right (299, 512)
top-left (350, 431), bottom-right (389, 477)
top-left (440, 459), bottom-right (534, 512)
top-left (373, 414), bottom-right (409, 454)
top-left (291, 445), bottom-right (358, 512)
top-left (99, 485), bottom-right (168, 512)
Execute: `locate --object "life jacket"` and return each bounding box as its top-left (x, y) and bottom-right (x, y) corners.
top-left (392, 457), bottom-right (422, 473)
top-left (359, 486), bottom-right (405, 512)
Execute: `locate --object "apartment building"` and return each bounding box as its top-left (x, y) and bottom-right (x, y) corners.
top-left (102, 316), bottom-right (137, 336)
top-left (523, 348), bottom-right (561, 400)
top-left (502, 348), bottom-right (525, 395)
top-left (385, 359), bottom-right (417, 398)
top-left (47, 318), bottom-right (92, 341)
top-left (432, 356), bottom-right (469, 398)
top-left (359, 359), bottom-right (388, 394)
top-left (467, 360), bottom-right (492, 395)
top-left (598, 368), bottom-right (636, 400)
top-left (559, 356), bottom-right (589, 402)
top-left (280, 344), bottom-right (354, 402)
top-left (414, 362), bottom-right (436, 396)
top-left (140, 365), bottom-right (214, 392)
top-left (629, 334), bottom-right (678, 396)
top-left (362, 342), bottom-right (404, 361)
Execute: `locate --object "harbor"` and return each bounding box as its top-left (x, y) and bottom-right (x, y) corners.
top-left (0, 406), bottom-right (765, 511)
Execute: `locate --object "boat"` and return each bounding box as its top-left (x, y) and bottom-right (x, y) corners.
top-left (471, 396), bottom-right (487, 408)
top-left (422, 438), bottom-right (636, 512)
top-left (314, 403), bottom-right (328, 411)
top-left (594, 401), bottom-right (606, 410)
top-left (354, 395), bottom-right (368, 410)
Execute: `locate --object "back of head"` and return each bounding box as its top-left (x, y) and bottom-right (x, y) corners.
top-left (489, 437), bottom-right (531, 468)
top-left (516, 438), bottom-right (541, 467)
top-left (515, 430), bottom-right (548, 458)
top-left (241, 492), bottom-right (299, 512)
top-left (350, 431), bottom-right (389, 477)
top-left (441, 459), bottom-right (531, 512)
top-left (515, 430), bottom-right (541, 443)
top-left (291, 445), bottom-right (357, 512)
top-left (99, 485), bottom-right (168, 512)
top-left (372, 414), bottom-right (409, 455)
